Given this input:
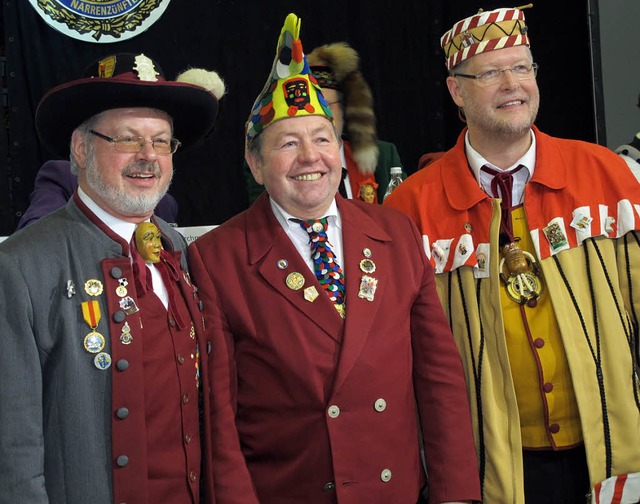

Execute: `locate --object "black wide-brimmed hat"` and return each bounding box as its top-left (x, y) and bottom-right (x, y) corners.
top-left (35, 53), bottom-right (222, 157)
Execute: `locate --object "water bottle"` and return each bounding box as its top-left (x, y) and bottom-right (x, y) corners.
top-left (383, 167), bottom-right (405, 201)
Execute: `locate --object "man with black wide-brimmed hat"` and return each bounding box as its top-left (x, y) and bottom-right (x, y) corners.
top-left (0, 53), bottom-right (224, 504)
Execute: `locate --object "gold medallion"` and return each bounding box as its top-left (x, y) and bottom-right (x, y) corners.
top-left (286, 272), bottom-right (305, 291)
top-left (359, 258), bottom-right (376, 274)
top-left (84, 331), bottom-right (106, 353)
top-left (84, 279), bottom-right (103, 297)
top-left (116, 285), bottom-right (128, 298)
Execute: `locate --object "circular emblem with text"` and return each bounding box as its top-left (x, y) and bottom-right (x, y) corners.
top-left (28, 0), bottom-right (171, 43)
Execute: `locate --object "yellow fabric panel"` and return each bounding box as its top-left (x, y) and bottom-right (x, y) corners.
top-left (501, 207), bottom-right (582, 448)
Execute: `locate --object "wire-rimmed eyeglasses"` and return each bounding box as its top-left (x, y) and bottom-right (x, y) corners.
top-left (453, 63), bottom-right (538, 87)
top-left (89, 130), bottom-right (181, 155)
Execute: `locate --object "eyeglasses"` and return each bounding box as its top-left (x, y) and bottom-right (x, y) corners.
top-left (89, 130), bottom-right (181, 155)
top-left (453, 63), bottom-right (538, 87)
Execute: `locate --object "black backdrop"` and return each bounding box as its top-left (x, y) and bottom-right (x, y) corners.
top-left (1, 1), bottom-right (596, 235)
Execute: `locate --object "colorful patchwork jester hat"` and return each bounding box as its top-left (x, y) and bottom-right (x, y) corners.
top-left (245, 13), bottom-right (333, 146)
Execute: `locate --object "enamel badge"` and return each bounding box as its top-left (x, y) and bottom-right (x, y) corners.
top-left (94, 352), bottom-right (112, 370)
top-left (119, 321), bottom-right (133, 345)
top-left (358, 275), bottom-right (378, 302)
top-left (304, 286), bottom-right (319, 302)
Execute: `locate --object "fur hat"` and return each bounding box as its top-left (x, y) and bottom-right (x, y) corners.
top-left (307, 42), bottom-right (379, 175)
top-left (36, 53), bottom-right (224, 157)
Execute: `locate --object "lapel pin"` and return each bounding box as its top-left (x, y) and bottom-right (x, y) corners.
top-left (277, 259), bottom-right (288, 270)
top-left (84, 279), bottom-right (103, 297)
top-left (66, 280), bottom-right (76, 298)
top-left (358, 275), bottom-right (379, 302)
top-left (359, 258), bottom-right (376, 274)
top-left (304, 286), bottom-right (319, 302)
top-left (286, 272), bottom-right (305, 291)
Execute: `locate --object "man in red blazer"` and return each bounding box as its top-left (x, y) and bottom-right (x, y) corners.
top-left (188, 13), bottom-right (481, 504)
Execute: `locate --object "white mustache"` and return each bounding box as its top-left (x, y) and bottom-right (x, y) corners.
top-left (122, 162), bottom-right (161, 178)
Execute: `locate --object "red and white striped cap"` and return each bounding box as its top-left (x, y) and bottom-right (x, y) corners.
top-left (441, 5), bottom-right (532, 70)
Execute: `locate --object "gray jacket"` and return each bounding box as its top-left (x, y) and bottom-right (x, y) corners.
top-left (0, 197), bottom-right (203, 504)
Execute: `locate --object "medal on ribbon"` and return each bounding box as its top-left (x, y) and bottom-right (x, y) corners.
top-left (81, 300), bottom-right (106, 353)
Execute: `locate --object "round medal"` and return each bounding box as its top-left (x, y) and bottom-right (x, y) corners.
top-left (94, 352), bottom-right (112, 370)
top-left (84, 331), bottom-right (106, 353)
top-left (285, 272), bottom-right (305, 291)
top-left (84, 279), bottom-right (104, 296)
top-left (359, 258), bottom-right (376, 274)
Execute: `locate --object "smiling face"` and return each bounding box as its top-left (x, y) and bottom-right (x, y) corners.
top-left (135, 221), bottom-right (162, 263)
top-left (246, 115), bottom-right (342, 219)
top-left (446, 45), bottom-right (539, 144)
top-left (71, 107), bottom-right (174, 223)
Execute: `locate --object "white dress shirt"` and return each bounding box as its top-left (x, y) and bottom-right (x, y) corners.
top-left (465, 129), bottom-right (537, 205)
top-left (78, 187), bottom-right (169, 309)
top-left (269, 198), bottom-right (345, 276)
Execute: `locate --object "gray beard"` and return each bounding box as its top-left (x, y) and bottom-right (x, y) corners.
top-left (85, 157), bottom-right (171, 217)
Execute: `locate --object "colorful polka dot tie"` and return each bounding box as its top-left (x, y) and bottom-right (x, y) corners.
top-left (300, 218), bottom-right (346, 318)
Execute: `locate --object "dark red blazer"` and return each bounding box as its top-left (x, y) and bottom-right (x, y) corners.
top-left (189, 193), bottom-right (480, 504)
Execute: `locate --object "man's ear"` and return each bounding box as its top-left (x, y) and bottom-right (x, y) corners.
top-left (446, 75), bottom-right (465, 108)
top-left (71, 130), bottom-right (88, 169)
top-left (245, 150), bottom-right (264, 186)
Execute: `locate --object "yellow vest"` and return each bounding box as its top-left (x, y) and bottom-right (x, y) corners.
top-left (501, 207), bottom-right (582, 448)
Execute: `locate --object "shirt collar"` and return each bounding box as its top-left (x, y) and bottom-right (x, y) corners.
top-left (465, 129), bottom-right (537, 182)
top-left (269, 197), bottom-right (341, 231)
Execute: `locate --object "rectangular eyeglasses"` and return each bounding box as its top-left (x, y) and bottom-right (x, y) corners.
top-left (89, 130), bottom-right (181, 155)
top-left (453, 63), bottom-right (538, 87)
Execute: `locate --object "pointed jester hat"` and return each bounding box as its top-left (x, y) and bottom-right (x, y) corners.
top-left (245, 13), bottom-right (333, 146)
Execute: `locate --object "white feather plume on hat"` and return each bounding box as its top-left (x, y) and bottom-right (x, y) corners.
top-left (176, 68), bottom-right (226, 99)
